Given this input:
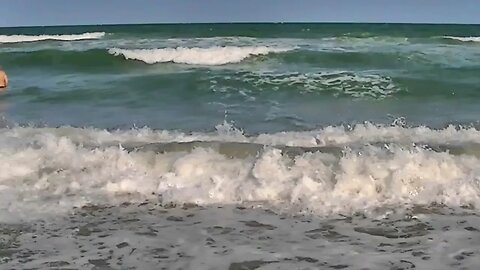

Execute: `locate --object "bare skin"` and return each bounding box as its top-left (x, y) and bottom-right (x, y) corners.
top-left (0, 70), bottom-right (7, 89)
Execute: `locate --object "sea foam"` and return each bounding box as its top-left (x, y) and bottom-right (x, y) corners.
top-left (210, 71), bottom-right (400, 98)
top-left (0, 32), bottom-right (106, 43)
top-left (108, 46), bottom-right (291, 65)
top-left (3, 124), bottom-right (480, 221)
top-left (443, 36), bottom-right (480, 42)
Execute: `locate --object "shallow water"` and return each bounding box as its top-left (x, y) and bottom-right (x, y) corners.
top-left (2, 203), bottom-right (480, 269)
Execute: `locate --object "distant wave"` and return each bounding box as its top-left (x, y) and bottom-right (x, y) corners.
top-left (442, 36), bottom-right (480, 42)
top-left (0, 32), bottom-right (106, 43)
top-left (108, 46), bottom-right (292, 65)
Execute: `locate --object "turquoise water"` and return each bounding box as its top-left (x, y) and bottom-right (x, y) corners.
top-left (1, 23), bottom-right (479, 132)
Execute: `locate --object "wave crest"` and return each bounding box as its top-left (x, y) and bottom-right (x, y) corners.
top-left (3, 124), bottom-right (480, 220)
top-left (108, 46), bottom-right (292, 65)
top-left (442, 36), bottom-right (480, 42)
top-left (0, 32), bottom-right (106, 43)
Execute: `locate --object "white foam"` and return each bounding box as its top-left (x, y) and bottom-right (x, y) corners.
top-left (221, 71), bottom-right (401, 98)
top-left (3, 124), bottom-right (480, 221)
top-left (4, 122), bottom-right (480, 150)
top-left (108, 46), bottom-right (291, 65)
top-left (443, 36), bottom-right (480, 42)
top-left (0, 32), bottom-right (106, 44)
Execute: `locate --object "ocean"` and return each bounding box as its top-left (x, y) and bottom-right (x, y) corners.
top-left (1, 23), bottom-right (480, 269)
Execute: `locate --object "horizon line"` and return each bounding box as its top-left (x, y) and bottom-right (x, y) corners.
top-left (1, 21), bottom-right (479, 29)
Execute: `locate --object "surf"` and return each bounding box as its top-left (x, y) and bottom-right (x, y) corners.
top-left (0, 32), bottom-right (106, 43)
top-left (108, 46), bottom-right (292, 65)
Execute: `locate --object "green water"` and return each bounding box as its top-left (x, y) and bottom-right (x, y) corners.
top-left (1, 23), bottom-right (479, 132)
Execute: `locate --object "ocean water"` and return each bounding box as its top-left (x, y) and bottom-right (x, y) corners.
top-left (1, 23), bottom-right (480, 269)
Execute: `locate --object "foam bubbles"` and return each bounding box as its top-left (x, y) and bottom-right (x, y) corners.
top-left (3, 124), bottom-right (480, 221)
top-left (211, 71), bottom-right (401, 98)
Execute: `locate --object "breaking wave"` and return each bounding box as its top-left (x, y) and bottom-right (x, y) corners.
top-left (0, 32), bottom-right (106, 43)
top-left (3, 123), bottom-right (480, 221)
top-left (108, 46), bottom-right (292, 65)
top-left (442, 36), bottom-right (480, 42)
